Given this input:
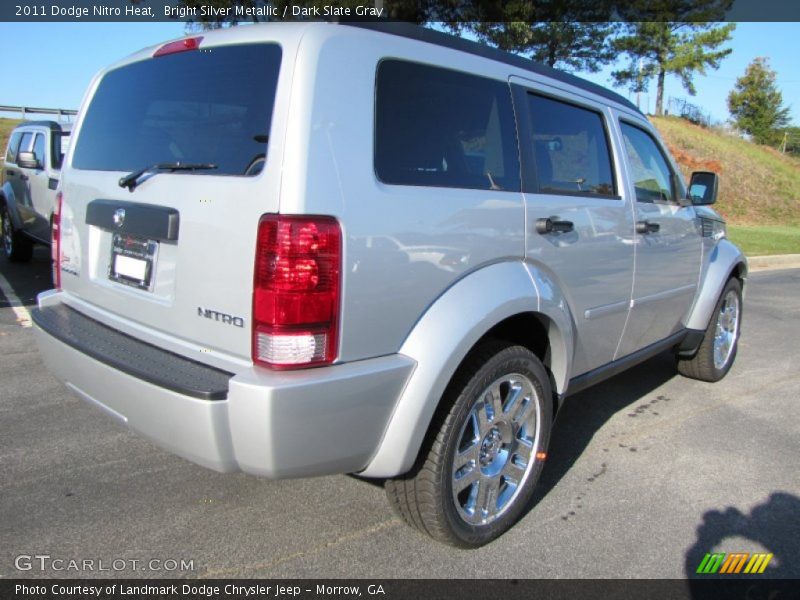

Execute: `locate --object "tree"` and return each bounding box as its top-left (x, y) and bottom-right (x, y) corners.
top-left (470, 21), bottom-right (616, 72)
top-left (728, 57), bottom-right (791, 146)
top-left (611, 1), bottom-right (735, 116)
top-left (467, 0), bottom-right (617, 72)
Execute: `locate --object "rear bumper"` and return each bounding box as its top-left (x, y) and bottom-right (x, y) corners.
top-left (32, 295), bottom-right (415, 478)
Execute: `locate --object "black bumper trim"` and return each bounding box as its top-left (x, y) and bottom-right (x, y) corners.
top-left (32, 304), bottom-right (232, 400)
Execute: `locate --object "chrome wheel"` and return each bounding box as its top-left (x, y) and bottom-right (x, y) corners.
top-left (713, 290), bottom-right (740, 370)
top-left (386, 344), bottom-right (552, 547)
top-left (677, 277), bottom-right (743, 383)
top-left (451, 373), bottom-right (541, 526)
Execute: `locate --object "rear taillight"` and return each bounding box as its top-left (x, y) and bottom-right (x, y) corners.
top-left (252, 215), bottom-right (341, 369)
top-left (51, 191), bottom-right (62, 290)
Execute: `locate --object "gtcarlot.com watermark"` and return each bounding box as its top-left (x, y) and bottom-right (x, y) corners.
top-left (14, 554), bottom-right (195, 573)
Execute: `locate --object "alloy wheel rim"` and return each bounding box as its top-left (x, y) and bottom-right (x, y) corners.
top-left (713, 290), bottom-right (740, 370)
top-left (451, 373), bottom-right (541, 526)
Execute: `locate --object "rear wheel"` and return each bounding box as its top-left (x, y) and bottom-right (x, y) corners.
top-left (385, 343), bottom-right (552, 547)
top-left (678, 277), bottom-right (742, 382)
top-left (1, 204), bottom-right (33, 262)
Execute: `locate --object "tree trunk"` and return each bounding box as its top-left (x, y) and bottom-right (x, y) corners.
top-left (656, 68), bottom-right (665, 116)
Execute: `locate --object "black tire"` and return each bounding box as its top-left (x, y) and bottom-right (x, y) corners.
top-left (677, 277), bottom-right (742, 382)
top-left (1, 204), bottom-right (33, 262)
top-left (385, 342), bottom-right (553, 548)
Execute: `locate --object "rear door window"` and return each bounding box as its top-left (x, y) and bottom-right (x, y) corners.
top-left (73, 43), bottom-right (282, 177)
top-left (375, 60), bottom-right (520, 192)
top-left (525, 94), bottom-right (616, 197)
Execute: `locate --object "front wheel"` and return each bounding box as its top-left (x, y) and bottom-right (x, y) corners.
top-left (678, 277), bottom-right (742, 382)
top-left (1, 204), bottom-right (33, 262)
top-left (385, 343), bottom-right (553, 547)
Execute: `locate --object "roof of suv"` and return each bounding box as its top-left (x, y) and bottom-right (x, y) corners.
top-left (342, 21), bottom-right (641, 114)
top-left (14, 120), bottom-right (72, 133)
top-left (105, 21), bottom-right (640, 117)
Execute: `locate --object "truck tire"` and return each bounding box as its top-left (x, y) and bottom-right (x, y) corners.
top-left (677, 277), bottom-right (742, 382)
top-left (385, 342), bottom-right (552, 547)
top-left (1, 204), bottom-right (33, 262)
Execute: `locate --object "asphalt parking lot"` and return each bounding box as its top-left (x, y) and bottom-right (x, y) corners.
top-left (1, 247), bottom-right (798, 579)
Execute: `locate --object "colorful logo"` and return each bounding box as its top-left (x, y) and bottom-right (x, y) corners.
top-left (696, 552), bottom-right (773, 574)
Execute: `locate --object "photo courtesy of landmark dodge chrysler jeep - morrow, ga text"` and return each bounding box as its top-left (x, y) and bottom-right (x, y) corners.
top-left (1, 120), bottom-right (71, 263)
top-left (31, 22), bottom-right (746, 547)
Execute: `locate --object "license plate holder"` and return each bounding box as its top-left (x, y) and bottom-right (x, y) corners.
top-left (109, 233), bottom-right (158, 291)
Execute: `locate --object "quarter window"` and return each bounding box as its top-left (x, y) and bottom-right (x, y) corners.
top-left (375, 60), bottom-right (520, 192)
top-left (526, 94), bottom-right (616, 197)
top-left (620, 123), bottom-right (675, 203)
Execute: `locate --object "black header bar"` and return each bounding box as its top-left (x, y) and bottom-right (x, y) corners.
top-left (2, 0), bottom-right (799, 23)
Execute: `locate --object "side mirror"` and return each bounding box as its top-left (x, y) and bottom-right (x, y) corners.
top-left (17, 151), bottom-right (41, 170)
top-left (688, 171), bottom-right (719, 205)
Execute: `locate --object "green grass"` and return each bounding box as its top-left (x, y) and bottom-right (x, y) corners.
top-left (728, 225), bottom-right (800, 256)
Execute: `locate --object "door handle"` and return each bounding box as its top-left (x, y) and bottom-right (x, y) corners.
top-left (536, 217), bottom-right (574, 234)
top-left (636, 220), bottom-right (660, 234)
top-left (19, 173), bottom-right (29, 182)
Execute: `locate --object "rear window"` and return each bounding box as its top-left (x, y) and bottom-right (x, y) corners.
top-left (375, 60), bottom-right (520, 192)
top-left (73, 43), bottom-right (281, 176)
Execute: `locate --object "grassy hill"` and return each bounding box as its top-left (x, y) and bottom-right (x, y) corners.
top-left (652, 116), bottom-right (800, 255)
top-left (652, 116), bottom-right (800, 226)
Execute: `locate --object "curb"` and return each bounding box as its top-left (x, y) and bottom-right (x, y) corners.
top-left (747, 254), bottom-right (800, 272)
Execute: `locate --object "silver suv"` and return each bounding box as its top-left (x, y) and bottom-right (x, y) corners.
top-left (32, 22), bottom-right (746, 547)
top-left (1, 121), bottom-right (71, 262)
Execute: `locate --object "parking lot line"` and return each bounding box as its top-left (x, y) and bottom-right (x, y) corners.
top-left (0, 270), bottom-right (32, 327)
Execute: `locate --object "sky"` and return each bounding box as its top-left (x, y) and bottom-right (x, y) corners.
top-left (0, 21), bottom-right (798, 125)
top-left (580, 22), bottom-right (800, 124)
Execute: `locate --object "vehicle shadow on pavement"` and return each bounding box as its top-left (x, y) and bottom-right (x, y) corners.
top-left (354, 351), bottom-right (681, 498)
top-left (0, 246), bottom-right (53, 307)
top-left (532, 351), bottom-right (679, 502)
top-left (684, 492), bottom-right (800, 580)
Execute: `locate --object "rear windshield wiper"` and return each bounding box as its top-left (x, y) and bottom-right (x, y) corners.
top-left (119, 162), bottom-right (218, 191)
